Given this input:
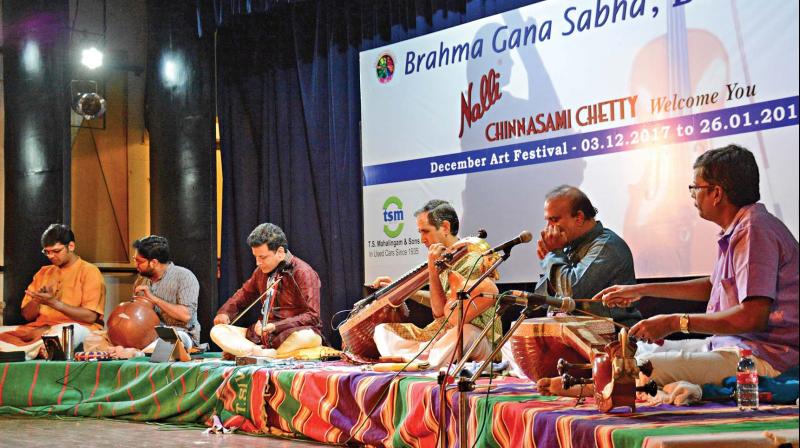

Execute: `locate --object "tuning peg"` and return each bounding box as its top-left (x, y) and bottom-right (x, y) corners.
top-left (561, 373), bottom-right (592, 389)
top-left (638, 360), bottom-right (654, 377)
top-left (636, 380), bottom-right (658, 397)
top-left (557, 358), bottom-right (592, 376)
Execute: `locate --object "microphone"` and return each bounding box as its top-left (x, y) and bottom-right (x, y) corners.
top-left (481, 231), bottom-right (533, 256)
top-left (480, 290), bottom-right (576, 313)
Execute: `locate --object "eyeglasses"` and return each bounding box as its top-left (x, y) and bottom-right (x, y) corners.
top-left (688, 184), bottom-right (715, 195)
top-left (41, 246), bottom-right (66, 256)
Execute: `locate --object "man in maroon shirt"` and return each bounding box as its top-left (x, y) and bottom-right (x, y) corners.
top-left (211, 223), bottom-right (322, 357)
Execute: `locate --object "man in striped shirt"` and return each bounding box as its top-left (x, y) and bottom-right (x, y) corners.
top-left (132, 235), bottom-right (200, 349)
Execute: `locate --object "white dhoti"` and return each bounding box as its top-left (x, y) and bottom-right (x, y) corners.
top-left (635, 338), bottom-right (779, 386)
top-left (500, 340), bottom-right (526, 379)
top-left (0, 323), bottom-right (91, 360)
top-left (210, 324), bottom-right (321, 358)
top-left (374, 322), bottom-right (491, 369)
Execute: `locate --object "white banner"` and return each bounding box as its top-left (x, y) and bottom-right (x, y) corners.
top-left (360, 0), bottom-right (800, 283)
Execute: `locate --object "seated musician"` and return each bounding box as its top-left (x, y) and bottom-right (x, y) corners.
top-left (535, 185), bottom-right (641, 326)
top-left (0, 224), bottom-right (106, 359)
top-left (544, 144), bottom-right (798, 395)
top-left (372, 199), bottom-right (500, 369)
top-left (503, 186), bottom-right (642, 378)
top-left (131, 235), bottom-right (200, 349)
top-left (211, 223), bottom-right (323, 358)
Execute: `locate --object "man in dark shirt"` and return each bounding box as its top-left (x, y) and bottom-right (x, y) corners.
top-left (536, 185), bottom-right (641, 326)
top-left (504, 186), bottom-right (641, 379)
top-left (211, 223), bottom-right (322, 357)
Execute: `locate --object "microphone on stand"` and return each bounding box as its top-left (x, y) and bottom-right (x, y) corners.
top-left (480, 290), bottom-right (576, 313)
top-left (481, 231), bottom-right (533, 256)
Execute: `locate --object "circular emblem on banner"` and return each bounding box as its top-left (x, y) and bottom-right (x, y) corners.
top-left (382, 196), bottom-right (404, 238)
top-left (376, 53), bottom-right (395, 84)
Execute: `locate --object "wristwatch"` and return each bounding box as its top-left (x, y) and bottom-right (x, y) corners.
top-left (679, 313), bottom-right (691, 334)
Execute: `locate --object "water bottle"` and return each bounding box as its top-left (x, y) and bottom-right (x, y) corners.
top-left (736, 348), bottom-right (759, 410)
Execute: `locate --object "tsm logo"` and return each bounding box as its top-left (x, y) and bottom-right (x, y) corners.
top-left (382, 196), bottom-right (404, 238)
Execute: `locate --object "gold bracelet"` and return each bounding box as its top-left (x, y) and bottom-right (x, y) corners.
top-left (679, 313), bottom-right (690, 334)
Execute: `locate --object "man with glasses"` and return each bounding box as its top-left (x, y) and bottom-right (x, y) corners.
top-left (542, 145), bottom-right (797, 396)
top-left (0, 224), bottom-right (106, 359)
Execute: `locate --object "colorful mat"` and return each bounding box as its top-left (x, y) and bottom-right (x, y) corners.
top-left (259, 369), bottom-right (798, 447)
top-left (1, 359), bottom-right (797, 447)
top-left (0, 358), bottom-right (261, 429)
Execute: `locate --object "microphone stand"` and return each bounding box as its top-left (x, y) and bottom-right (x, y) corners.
top-left (447, 300), bottom-right (516, 381)
top-left (459, 302), bottom-right (539, 386)
top-left (437, 248), bottom-right (512, 448)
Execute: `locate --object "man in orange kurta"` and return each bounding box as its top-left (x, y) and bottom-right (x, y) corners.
top-left (0, 224), bottom-right (105, 359)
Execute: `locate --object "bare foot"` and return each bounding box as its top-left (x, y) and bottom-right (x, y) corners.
top-left (537, 376), bottom-right (594, 397)
top-left (536, 377), bottom-right (554, 395)
top-left (251, 347), bottom-right (277, 358)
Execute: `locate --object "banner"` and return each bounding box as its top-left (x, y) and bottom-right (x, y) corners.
top-left (360, 0), bottom-right (799, 282)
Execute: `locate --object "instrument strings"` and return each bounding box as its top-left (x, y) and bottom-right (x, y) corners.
top-left (567, 302), bottom-right (631, 331)
top-left (229, 275), bottom-right (282, 326)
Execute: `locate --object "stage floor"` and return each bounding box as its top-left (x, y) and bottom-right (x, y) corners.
top-left (0, 358), bottom-right (797, 447)
top-left (0, 415), bottom-right (324, 448)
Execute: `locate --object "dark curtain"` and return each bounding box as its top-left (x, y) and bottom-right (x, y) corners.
top-left (145, 2), bottom-right (218, 345)
top-left (210, 0), bottom-right (539, 346)
top-left (2, 0), bottom-right (71, 324)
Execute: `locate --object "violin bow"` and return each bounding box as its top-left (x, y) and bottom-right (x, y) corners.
top-left (229, 275), bottom-right (283, 326)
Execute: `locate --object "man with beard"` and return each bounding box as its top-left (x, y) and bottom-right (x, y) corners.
top-left (0, 224), bottom-right (105, 359)
top-left (131, 235), bottom-right (200, 349)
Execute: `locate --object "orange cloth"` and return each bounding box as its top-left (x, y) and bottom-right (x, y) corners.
top-left (20, 257), bottom-right (106, 331)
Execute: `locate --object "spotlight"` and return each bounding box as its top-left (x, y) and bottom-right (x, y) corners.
top-left (22, 40), bottom-right (42, 74)
top-left (72, 92), bottom-right (106, 119)
top-left (70, 80), bottom-right (106, 120)
top-left (160, 54), bottom-right (186, 87)
top-left (163, 59), bottom-right (179, 85)
top-left (81, 46), bottom-right (104, 70)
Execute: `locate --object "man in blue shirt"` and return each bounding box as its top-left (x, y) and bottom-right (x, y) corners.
top-left (536, 185), bottom-right (641, 326)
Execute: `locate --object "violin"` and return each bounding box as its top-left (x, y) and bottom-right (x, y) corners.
top-left (558, 328), bottom-right (657, 412)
